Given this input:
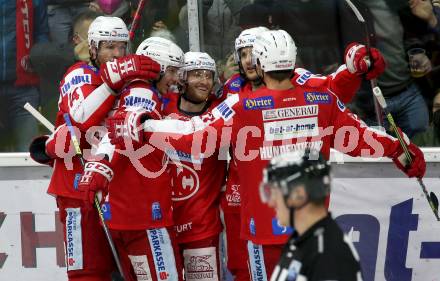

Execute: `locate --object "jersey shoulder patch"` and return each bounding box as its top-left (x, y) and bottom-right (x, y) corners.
top-left (80, 63), bottom-right (99, 75)
top-left (293, 68), bottom-right (313, 85)
top-left (213, 94), bottom-right (239, 121)
top-left (60, 66), bottom-right (94, 97)
top-left (226, 74), bottom-right (245, 92)
top-left (123, 87), bottom-right (157, 112)
top-left (293, 68), bottom-right (326, 88)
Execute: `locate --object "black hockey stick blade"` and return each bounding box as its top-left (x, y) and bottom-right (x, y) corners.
top-left (430, 191), bottom-right (439, 213)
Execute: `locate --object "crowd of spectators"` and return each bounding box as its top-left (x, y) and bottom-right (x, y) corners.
top-left (1, 0), bottom-right (440, 152)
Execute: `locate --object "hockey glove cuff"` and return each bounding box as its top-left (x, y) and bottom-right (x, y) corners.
top-left (344, 43), bottom-right (386, 80)
top-left (390, 129), bottom-right (426, 178)
top-left (78, 160), bottom-right (113, 207)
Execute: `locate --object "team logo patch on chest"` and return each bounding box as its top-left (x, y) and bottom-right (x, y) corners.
top-left (169, 162), bottom-right (200, 201)
top-left (124, 95), bottom-right (156, 111)
top-left (262, 105), bottom-right (318, 121)
top-left (61, 73), bottom-right (91, 96)
top-left (263, 117), bottom-right (319, 141)
top-left (226, 185), bottom-right (241, 207)
top-left (243, 96), bottom-right (275, 110)
top-left (304, 92), bottom-right (331, 104)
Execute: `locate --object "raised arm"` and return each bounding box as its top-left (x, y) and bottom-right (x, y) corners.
top-left (107, 94), bottom-right (240, 155)
top-left (329, 96), bottom-right (425, 178)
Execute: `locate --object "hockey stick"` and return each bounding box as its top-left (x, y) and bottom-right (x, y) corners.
top-left (344, 0), bottom-right (439, 221)
top-left (24, 103), bottom-right (55, 133)
top-left (343, 0), bottom-right (384, 127)
top-left (24, 103), bottom-right (127, 277)
top-left (129, 0), bottom-right (148, 42)
top-left (63, 113), bottom-right (126, 279)
top-left (372, 89), bottom-right (440, 221)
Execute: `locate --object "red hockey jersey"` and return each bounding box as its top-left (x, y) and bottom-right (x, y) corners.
top-left (101, 81), bottom-right (173, 230)
top-left (220, 66), bottom-right (362, 214)
top-left (143, 83), bottom-right (400, 245)
top-left (47, 62), bottom-right (116, 199)
top-left (162, 94), bottom-right (227, 243)
top-left (219, 74), bottom-right (248, 214)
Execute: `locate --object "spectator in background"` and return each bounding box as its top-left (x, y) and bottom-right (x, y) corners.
top-left (204, 0), bottom-right (241, 60)
top-left (412, 90), bottom-right (440, 146)
top-left (72, 10), bottom-right (103, 62)
top-left (0, 0), bottom-right (49, 152)
top-left (271, 0), bottom-right (343, 74)
top-left (218, 52), bottom-right (239, 84)
top-left (213, 51), bottom-right (238, 96)
top-left (128, 0), bottom-right (183, 49)
top-left (402, 0), bottom-right (440, 108)
top-left (89, 0), bottom-right (130, 22)
top-left (30, 10), bottom-right (102, 122)
top-left (175, 0), bottom-right (213, 52)
top-left (46, 0), bottom-right (92, 44)
top-left (407, 0), bottom-right (440, 32)
top-left (48, 0), bottom-right (129, 45)
top-left (177, 0), bottom-right (242, 60)
top-left (223, 0), bottom-right (251, 16)
top-left (348, 0), bottom-right (440, 138)
top-left (238, 2), bottom-right (272, 29)
top-left (137, 0), bottom-right (177, 29)
top-left (149, 20), bottom-right (177, 42)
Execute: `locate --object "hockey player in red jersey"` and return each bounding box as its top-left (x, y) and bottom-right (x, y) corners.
top-left (107, 29), bottom-right (425, 281)
top-left (220, 26), bottom-right (386, 281)
top-left (80, 37), bottom-right (185, 281)
top-left (160, 51), bottom-right (227, 281)
top-left (222, 26), bottom-right (386, 104)
top-left (28, 17), bottom-right (160, 281)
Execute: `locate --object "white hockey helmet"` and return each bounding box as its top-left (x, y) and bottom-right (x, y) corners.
top-left (179, 51), bottom-right (217, 81)
top-left (136, 37), bottom-right (184, 74)
top-left (252, 30), bottom-right (297, 72)
top-left (87, 16), bottom-right (129, 48)
top-left (234, 26), bottom-right (269, 63)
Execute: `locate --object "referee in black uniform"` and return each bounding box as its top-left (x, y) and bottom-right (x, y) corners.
top-left (260, 150), bottom-right (363, 281)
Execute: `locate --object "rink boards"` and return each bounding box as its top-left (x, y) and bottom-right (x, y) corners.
top-left (0, 151), bottom-right (439, 281)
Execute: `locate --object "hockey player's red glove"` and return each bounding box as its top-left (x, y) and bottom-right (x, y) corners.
top-left (390, 129), bottom-right (426, 178)
top-left (106, 108), bottom-right (150, 148)
top-left (78, 160), bottom-right (113, 207)
top-left (100, 54), bottom-right (161, 92)
top-left (344, 43), bottom-right (386, 80)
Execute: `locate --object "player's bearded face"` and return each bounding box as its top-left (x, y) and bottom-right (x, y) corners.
top-left (186, 69), bottom-right (214, 103)
top-left (96, 41), bottom-right (127, 65)
top-left (240, 47), bottom-right (258, 81)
